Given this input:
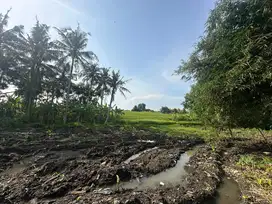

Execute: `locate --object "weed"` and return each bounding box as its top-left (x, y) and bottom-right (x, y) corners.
top-left (46, 129), bottom-right (52, 137)
top-left (116, 174), bottom-right (120, 191)
top-left (237, 155), bottom-right (255, 167)
top-left (211, 144), bottom-right (216, 152)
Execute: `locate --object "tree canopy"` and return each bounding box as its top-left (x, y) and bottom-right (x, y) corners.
top-left (132, 103), bottom-right (146, 112)
top-left (176, 0), bottom-right (272, 129)
top-left (0, 11), bottom-right (130, 127)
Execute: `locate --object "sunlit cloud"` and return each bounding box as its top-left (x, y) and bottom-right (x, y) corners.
top-left (50, 0), bottom-right (82, 15)
top-left (129, 94), bottom-right (164, 101)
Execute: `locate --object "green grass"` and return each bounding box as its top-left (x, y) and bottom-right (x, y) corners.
top-left (120, 111), bottom-right (209, 138)
top-left (236, 154), bottom-right (272, 202)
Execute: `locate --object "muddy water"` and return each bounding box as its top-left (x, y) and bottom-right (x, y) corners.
top-left (205, 177), bottom-right (241, 204)
top-left (121, 152), bottom-right (190, 189)
top-left (124, 147), bottom-right (158, 164)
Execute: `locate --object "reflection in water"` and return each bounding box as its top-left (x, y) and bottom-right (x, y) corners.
top-left (204, 177), bottom-right (241, 204)
top-left (121, 152), bottom-right (190, 189)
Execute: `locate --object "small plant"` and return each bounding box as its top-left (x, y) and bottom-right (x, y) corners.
top-left (257, 178), bottom-right (264, 186)
top-left (59, 173), bottom-right (65, 181)
top-left (116, 174), bottom-right (120, 190)
top-left (210, 144), bottom-right (216, 152)
top-left (46, 129), bottom-right (53, 137)
top-left (237, 155), bottom-right (255, 167)
top-left (242, 195), bottom-right (249, 200)
top-left (267, 179), bottom-right (272, 187)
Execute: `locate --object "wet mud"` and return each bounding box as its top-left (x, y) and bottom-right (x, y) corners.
top-left (0, 130), bottom-right (269, 203)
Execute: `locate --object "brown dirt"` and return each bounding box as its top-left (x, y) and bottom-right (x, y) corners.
top-left (0, 129), bottom-right (270, 204)
top-left (217, 137), bottom-right (272, 204)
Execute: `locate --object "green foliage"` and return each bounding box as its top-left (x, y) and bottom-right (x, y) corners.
top-left (0, 96), bottom-right (123, 128)
top-left (131, 103), bottom-right (146, 112)
top-left (176, 0), bottom-right (272, 130)
top-left (171, 113), bottom-right (196, 122)
top-left (237, 154), bottom-right (272, 197)
top-left (0, 95), bottom-right (24, 128)
top-left (0, 11), bottom-right (130, 128)
top-left (105, 70), bottom-right (130, 123)
top-left (160, 106), bottom-right (171, 114)
top-left (237, 155), bottom-right (272, 170)
top-left (237, 155), bottom-right (255, 167)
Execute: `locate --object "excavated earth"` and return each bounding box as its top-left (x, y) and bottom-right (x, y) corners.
top-left (0, 129), bottom-right (270, 204)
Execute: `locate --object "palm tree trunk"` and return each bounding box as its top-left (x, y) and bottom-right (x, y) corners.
top-left (27, 96), bottom-right (33, 121)
top-left (50, 88), bottom-right (55, 124)
top-left (63, 56), bottom-right (75, 124)
top-left (105, 89), bottom-right (114, 124)
top-left (27, 64), bottom-right (35, 122)
top-left (100, 91), bottom-right (104, 106)
top-left (88, 78), bottom-right (93, 103)
top-left (88, 79), bottom-right (93, 103)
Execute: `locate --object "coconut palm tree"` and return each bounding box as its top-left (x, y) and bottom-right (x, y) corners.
top-left (105, 70), bottom-right (130, 123)
top-left (0, 9), bottom-right (24, 89)
top-left (97, 67), bottom-right (110, 106)
top-left (54, 24), bottom-right (97, 123)
top-left (81, 63), bottom-right (100, 102)
top-left (17, 20), bottom-right (57, 120)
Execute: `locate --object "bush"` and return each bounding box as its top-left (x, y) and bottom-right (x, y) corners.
top-left (131, 103), bottom-right (146, 112)
top-left (0, 95), bottom-right (124, 128)
top-left (171, 113), bottom-right (197, 121)
top-left (160, 106), bottom-right (171, 114)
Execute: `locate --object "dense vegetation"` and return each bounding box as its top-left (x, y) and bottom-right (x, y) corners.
top-left (0, 10), bottom-right (130, 128)
top-left (132, 103), bottom-right (147, 112)
top-left (176, 0), bottom-right (272, 131)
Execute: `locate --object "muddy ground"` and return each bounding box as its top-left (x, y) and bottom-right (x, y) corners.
top-left (0, 129), bottom-right (271, 204)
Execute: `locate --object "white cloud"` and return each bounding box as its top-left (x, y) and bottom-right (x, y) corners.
top-left (129, 94), bottom-right (163, 101)
top-left (50, 0), bottom-right (82, 15)
top-left (112, 76), bottom-right (185, 110)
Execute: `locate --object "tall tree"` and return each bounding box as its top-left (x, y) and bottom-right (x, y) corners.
top-left (105, 70), bottom-right (130, 123)
top-left (0, 10), bottom-right (23, 90)
top-left (81, 63), bottom-right (100, 102)
top-left (97, 67), bottom-right (110, 106)
top-left (176, 0), bottom-right (272, 129)
top-left (18, 20), bottom-right (56, 120)
top-left (55, 25), bottom-right (97, 123)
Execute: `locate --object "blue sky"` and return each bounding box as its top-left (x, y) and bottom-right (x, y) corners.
top-left (1, 0), bottom-right (216, 110)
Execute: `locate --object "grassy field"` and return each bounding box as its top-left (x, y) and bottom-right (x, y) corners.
top-left (120, 111), bottom-right (272, 140)
top-left (121, 111), bottom-right (209, 138)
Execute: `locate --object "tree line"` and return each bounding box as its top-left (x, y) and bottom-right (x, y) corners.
top-left (176, 0), bottom-right (272, 131)
top-left (131, 103), bottom-right (185, 114)
top-left (0, 10), bottom-right (130, 127)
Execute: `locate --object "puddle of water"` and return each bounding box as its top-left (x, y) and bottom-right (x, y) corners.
top-left (124, 147), bottom-right (158, 164)
top-left (204, 177), bottom-right (241, 204)
top-left (137, 140), bottom-right (155, 143)
top-left (121, 152), bottom-right (190, 190)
